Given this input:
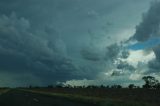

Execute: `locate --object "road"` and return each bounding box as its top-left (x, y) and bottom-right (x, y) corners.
top-left (0, 90), bottom-right (96, 106)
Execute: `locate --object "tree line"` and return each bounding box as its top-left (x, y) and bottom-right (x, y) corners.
top-left (27, 76), bottom-right (160, 89)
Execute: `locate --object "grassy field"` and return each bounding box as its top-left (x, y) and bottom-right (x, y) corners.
top-left (0, 88), bottom-right (10, 95)
top-left (23, 88), bottom-right (160, 106)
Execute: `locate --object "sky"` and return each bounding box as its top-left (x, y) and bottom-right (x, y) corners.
top-left (0, 0), bottom-right (160, 87)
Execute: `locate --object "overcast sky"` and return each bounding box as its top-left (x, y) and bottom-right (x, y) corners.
top-left (0, 0), bottom-right (160, 87)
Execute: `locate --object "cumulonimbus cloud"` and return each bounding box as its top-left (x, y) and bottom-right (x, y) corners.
top-left (0, 12), bottom-right (80, 83)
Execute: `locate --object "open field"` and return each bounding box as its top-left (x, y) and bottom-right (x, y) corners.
top-left (23, 88), bottom-right (160, 106)
top-left (0, 88), bottom-right (10, 95)
top-left (0, 88), bottom-right (159, 106)
top-left (0, 89), bottom-right (95, 106)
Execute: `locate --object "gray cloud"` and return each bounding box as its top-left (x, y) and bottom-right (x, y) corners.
top-left (104, 43), bottom-right (129, 60)
top-left (105, 43), bottom-right (120, 61)
top-left (133, 1), bottom-right (160, 42)
top-left (120, 50), bottom-right (130, 59)
top-left (148, 60), bottom-right (160, 72)
top-left (133, 1), bottom-right (160, 73)
top-left (0, 0), bottom-right (153, 86)
top-left (148, 45), bottom-right (160, 72)
top-left (153, 45), bottom-right (160, 61)
top-left (80, 47), bottom-right (101, 61)
top-left (0, 12), bottom-right (79, 84)
top-left (117, 61), bottom-right (135, 71)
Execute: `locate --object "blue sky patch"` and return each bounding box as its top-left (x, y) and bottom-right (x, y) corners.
top-left (128, 37), bottom-right (160, 50)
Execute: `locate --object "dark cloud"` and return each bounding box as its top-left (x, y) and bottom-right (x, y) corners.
top-left (0, 12), bottom-right (79, 83)
top-left (80, 48), bottom-right (101, 61)
top-left (105, 43), bottom-right (120, 61)
top-left (0, 0), bottom-right (153, 86)
top-left (148, 45), bottom-right (160, 72)
top-left (117, 61), bottom-right (135, 71)
top-left (148, 60), bottom-right (160, 71)
top-left (80, 43), bottom-right (130, 65)
top-left (0, 0), bottom-right (117, 86)
top-left (111, 70), bottom-right (123, 76)
top-left (133, 1), bottom-right (160, 73)
top-left (120, 50), bottom-right (130, 59)
top-left (133, 1), bottom-right (160, 42)
top-left (153, 45), bottom-right (160, 61)
top-left (128, 0), bottom-right (160, 78)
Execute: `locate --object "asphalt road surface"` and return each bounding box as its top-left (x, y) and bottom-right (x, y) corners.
top-left (0, 90), bottom-right (96, 106)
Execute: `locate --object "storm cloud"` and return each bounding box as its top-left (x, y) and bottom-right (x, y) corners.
top-left (0, 0), bottom-right (153, 86)
top-left (0, 12), bottom-right (79, 84)
top-left (133, 1), bottom-right (160, 73)
top-left (134, 1), bottom-right (160, 42)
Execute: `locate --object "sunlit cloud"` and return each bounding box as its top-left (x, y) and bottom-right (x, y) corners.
top-left (121, 50), bottom-right (155, 67)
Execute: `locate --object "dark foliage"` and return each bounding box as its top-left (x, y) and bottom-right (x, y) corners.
top-left (142, 76), bottom-right (160, 89)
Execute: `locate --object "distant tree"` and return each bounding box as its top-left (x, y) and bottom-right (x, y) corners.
top-left (82, 85), bottom-right (85, 88)
top-left (142, 76), bottom-right (159, 89)
top-left (128, 84), bottom-right (136, 89)
top-left (100, 85), bottom-right (105, 88)
top-left (153, 82), bottom-right (160, 89)
top-left (111, 85), bottom-right (122, 89)
top-left (117, 85), bottom-right (122, 88)
top-left (86, 85), bottom-right (92, 89)
top-left (136, 86), bottom-right (140, 89)
top-left (56, 85), bottom-right (63, 88)
top-left (73, 86), bottom-right (77, 88)
top-left (65, 84), bottom-right (72, 88)
top-left (29, 85), bottom-right (32, 89)
top-left (86, 85), bottom-right (98, 89)
top-left (105, 85), bottom-right (110, 89)
top-left (47, 85), bottom-right (53, 88)
top-left (77, 86), bottom-right (83, 89)
top-left (34, 86), bottom-right (40, 88)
